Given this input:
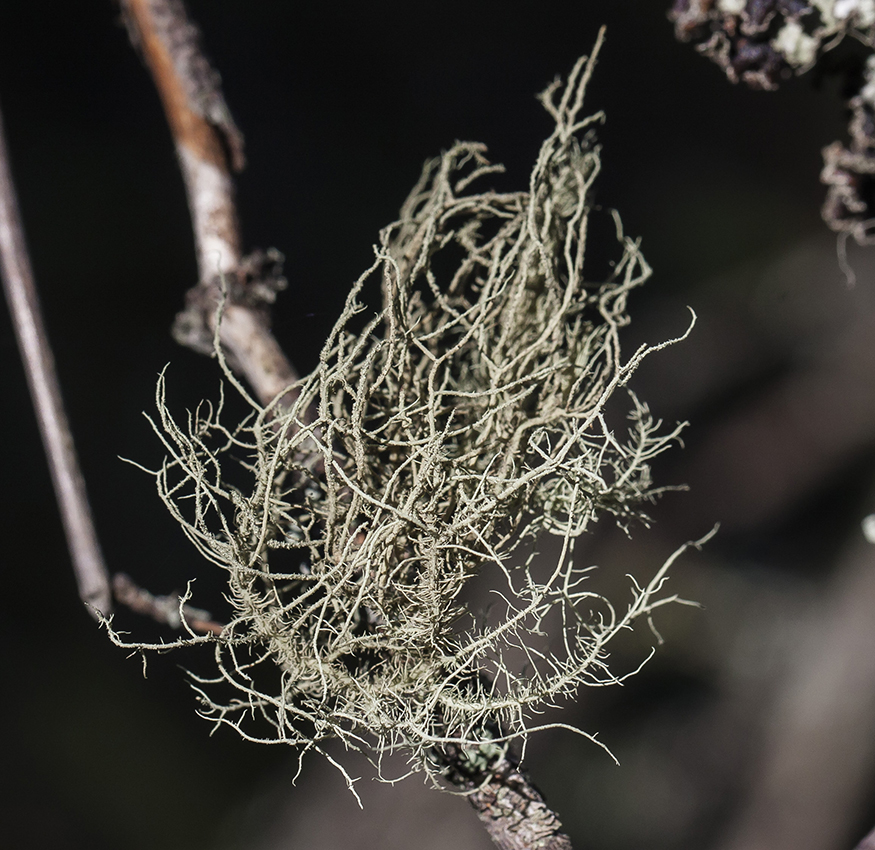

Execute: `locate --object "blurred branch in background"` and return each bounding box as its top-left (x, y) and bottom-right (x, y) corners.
top-left (638, 245), bottom-right (875, 849)
top-left (0, 100), bottom-right (112, 618)
top-left (718, 529), bottom-right (875, 850)
top-left (856, 824), bottom-right (875, 850)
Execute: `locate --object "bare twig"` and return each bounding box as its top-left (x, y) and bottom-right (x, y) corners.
top-left (112, 573), bottom-right (224, 635)
top-left (120, 0), bottom-right (298, 408)
top-left (0, 100), bottom-right (112, 618)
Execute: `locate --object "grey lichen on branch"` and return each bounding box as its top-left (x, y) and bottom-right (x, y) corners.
top-left (106, 33), bottom-right (701, 817)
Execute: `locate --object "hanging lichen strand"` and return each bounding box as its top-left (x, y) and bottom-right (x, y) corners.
top-left (107, 37), bottom-right (697, 793)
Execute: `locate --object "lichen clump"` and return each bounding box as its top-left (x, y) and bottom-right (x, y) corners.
top-left (111, 38), bottom-right (692, 790)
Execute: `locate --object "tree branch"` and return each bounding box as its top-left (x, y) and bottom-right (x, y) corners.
top-left (0, 100), bottom-right (112, 618)
top-left (112, 572), bottom-right (224, 635)
top-left (465, 755), bottom-right (574, 850)
top-left (120, 0), bottom-right (298, 408)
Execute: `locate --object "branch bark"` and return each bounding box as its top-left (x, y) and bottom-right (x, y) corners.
top-left (0, 100), bottom-right (112, 618)
top-left (440, 734), bottom-right (574, 850)
top-left (112, 572), bottom-right (224, 635)
top-left (120, 0), bottom-right (297, 408)
top-left (466, 756), bottom-right (574, 850)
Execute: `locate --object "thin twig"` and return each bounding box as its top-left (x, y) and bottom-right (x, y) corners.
top-left (113, 573), bottom-right (224, 635)
top-left (0, 100), bottom-right (112, 618)
top-left (120, 0), bottom-right (298, 408)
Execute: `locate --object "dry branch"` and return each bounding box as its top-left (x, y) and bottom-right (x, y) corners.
top-left (0, 100), bottom-right (112, 618)
top-left (113, 572), bottom-right (224, 635)
top-left (715, 530), bottom-right (875, 850)
top-left (120, 0), bottom-right (297, 408)
top-left (465, 751), bottom-right (573, 850)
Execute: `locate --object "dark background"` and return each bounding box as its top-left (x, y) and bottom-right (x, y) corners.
top-left (2, 2), bottom-right (874, 849)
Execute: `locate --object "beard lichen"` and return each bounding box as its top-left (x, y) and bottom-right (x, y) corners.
top-left (107, 35), bottom-right (701, 796)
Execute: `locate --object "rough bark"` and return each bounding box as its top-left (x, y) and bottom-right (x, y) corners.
top-left (467, 757), bottom-right (574, 850)
top-left (439, 737), bottom-right (574, 850)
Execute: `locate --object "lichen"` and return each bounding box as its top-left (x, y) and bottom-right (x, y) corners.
top-left (106, 34), bottom-right (699, 795)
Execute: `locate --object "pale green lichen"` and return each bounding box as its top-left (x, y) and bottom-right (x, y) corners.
top-left (106, 34), bottom-right (698, 794)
